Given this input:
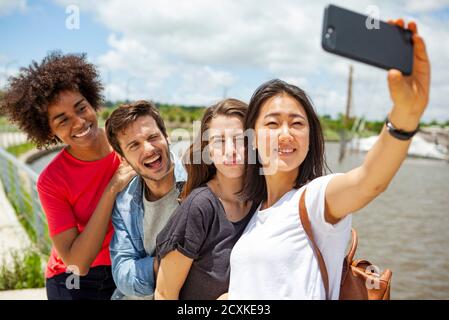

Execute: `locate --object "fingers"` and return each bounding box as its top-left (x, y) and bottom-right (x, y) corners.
top-left (124, 166), bottom-right (136, 175)
top-left (388, 19), bottom-right (427, 62)
top-left (387, 18), bottom-right (404, 28)
top-left (118, 159), bottom-right (131, 170)
top-left (388, 69), bottom-right (404, 82)
top-left (122, 166), bottom-right (137, 180)
top-left (117, 162), bottom-right (135, 176)
top-left (388, 18), bottom-right (417, 34)
top-left (412, 34), bottom-right (429, 62)
top-left (126, 170), bottom-right (137, 180)
top-left (396, 18), bottom-right (405, 28)
top-left (387, 69), bottom-right (406, 90)
top-left (408, 21), bottom-right (418, 34)
top-left (387, 69), bottom-right (408, 102)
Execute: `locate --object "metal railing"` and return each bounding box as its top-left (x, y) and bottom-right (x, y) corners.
top-left (0, 147), bottom-right (51, 254)
top-left (0, 122), bottom-right (27, 148)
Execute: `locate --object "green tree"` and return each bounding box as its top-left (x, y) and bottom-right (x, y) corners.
top-left (179, 115), bottom-right (186, 123)
top-left (101, 109), bottom-right (111, 121)
top-left (168, 114), bottom-right (176, 123)
top-left (104, 100), bottom-right (114, 108)
top-left (365, 121), bottom-right (384, 133)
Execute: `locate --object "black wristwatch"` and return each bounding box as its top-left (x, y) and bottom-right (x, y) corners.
top-left (385, 117), bottom-right (420, 141)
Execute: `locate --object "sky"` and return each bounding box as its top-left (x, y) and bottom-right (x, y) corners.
top-left (1, 0), bottom-right (448, 121)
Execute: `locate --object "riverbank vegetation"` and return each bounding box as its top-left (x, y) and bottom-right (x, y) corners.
top-left (1, 100), bottom-right (449, 157)
top-left (100, 101), bottom-right (449, 140)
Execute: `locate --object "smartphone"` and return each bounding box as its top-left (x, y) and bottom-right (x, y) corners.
top-left (322, 4), bottom-right (413, 75)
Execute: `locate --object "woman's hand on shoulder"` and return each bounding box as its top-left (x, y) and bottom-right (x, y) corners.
top-left (109, 161), bottom-right (136, 194)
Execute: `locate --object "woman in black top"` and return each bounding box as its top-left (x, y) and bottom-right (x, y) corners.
top-left (155, 98), bottom-right (257, 300)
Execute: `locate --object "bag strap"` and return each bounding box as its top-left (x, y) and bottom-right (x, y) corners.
top-left (299, 188), bottom-right (330, 300)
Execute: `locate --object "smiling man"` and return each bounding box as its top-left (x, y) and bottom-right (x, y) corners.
top-left (105, 100), bottom-right (186, 299)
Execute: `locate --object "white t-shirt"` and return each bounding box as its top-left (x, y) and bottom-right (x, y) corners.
top-left (228, 174), bottom-right (352, 300)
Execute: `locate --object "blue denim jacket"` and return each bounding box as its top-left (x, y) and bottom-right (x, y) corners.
top-left (109, 152), bottom-right (186, 298)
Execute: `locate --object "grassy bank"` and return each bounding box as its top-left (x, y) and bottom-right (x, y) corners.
top-left (6, 142), bottom-right (36, 157)
top-left (0, 247), bottom-right (46, 290)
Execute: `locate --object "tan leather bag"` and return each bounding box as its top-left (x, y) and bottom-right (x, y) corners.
top-left (299, 189), bottom-right (392, 300)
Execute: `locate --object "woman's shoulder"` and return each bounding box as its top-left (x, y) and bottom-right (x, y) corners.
top-left (179, 185), bottom-right (217, 214)
top-left (308, 173), bottom-right (343, 184)
top-left (37, 149), bottom-right (69, 187)
top-left (303, 173), bottom-right (343, 195)
top-left (183, 185), bottom-right (213, 201)
top-left (276, 174), bottom-right (344, 207)
top-left (156, 186), bottom-right (216, 248)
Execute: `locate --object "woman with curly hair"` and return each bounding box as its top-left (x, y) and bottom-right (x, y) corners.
top-left (1, 52), bottom-right (135, 300)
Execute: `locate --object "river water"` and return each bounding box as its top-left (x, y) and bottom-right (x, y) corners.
top-left (30, 142), bottom-right (449, 299)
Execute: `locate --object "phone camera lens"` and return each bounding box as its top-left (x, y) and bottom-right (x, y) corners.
top-left (324, 26), bottom-right (336, 50)
top-left (325, 26), bottom-right (334, 39)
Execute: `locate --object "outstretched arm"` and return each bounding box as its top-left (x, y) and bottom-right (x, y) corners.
top-left (324, 19), bottom-right (431, 224)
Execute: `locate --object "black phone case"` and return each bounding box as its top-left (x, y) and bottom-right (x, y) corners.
top-left (322, 4), bottom-right (413, 75)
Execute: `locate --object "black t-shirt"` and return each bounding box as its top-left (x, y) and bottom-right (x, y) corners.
top-left (155, 185), bottom-right (258, 300)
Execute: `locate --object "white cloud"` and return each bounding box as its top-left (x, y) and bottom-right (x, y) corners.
top-left (0, 54), bottom-right (21, 88)
top-left (171, 65), bottom-right (237, 105)
top-left (0, 0), bottom-right (27, 16)
top-left (406, 0), bottom-right (449, 13)
top-left (53, 0), bottom-right (449, 120)
top-left (97, 35), bottom-right (237, 104)
top-left (98, 33), bottom-right (175, 78)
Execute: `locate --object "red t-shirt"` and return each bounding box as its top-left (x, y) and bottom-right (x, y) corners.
top-left (37, 148), bottom-right (120, 279)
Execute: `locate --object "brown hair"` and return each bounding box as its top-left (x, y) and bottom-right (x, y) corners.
top-left (239, 79), bottom-right (328, 204)
top-left (181, 98), bottom-right (248, 200)
top-left (105, 100), bottom-right (168, 157)
top-left (0, 52), bottom-right (103, 148)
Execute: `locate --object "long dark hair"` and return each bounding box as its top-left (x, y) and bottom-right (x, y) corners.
top-left (239, 79), bottom-right (328, 204)
top-left (181, 98), bottom-right (248, 200)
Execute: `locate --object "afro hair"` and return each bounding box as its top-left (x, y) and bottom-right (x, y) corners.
top-left (1, 52), bottom-right (104, 148)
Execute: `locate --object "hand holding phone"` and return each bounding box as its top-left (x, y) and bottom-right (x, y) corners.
top-left (386, 19), bottom-right (430, 127)
top-left (322, 5), bottom-right (414, 75)
top-left (322, 5), bottom-right (430, 127)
